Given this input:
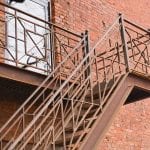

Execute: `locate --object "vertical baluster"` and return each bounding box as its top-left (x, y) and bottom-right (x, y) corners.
top-left (119, 14), bottom-right (130, 72)
top-left (15, 10), bottom-right (18, 66)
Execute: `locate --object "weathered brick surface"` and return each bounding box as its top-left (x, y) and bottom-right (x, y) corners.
top-left (52, 0), bottom-right (150, 43)
top-left (0, 0), bottom-right (149, 149)
top-left (52, 0), bottom-right (150, 149)
top-left (106, 0), bottom-right (150, 28)
top-left (99, 99), bottom-right (150, 150)
top-left (52, 0), bottom-right (118, 44)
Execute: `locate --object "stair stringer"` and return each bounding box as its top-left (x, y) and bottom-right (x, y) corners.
top-left (80, 73), bottom-right (150, 150)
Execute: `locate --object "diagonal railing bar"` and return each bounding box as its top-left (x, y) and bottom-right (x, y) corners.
top-left (75, 16), bottom-right (150, 149)
top-left (19, 16), bottom-right (122, 149)
top-left (54, 33), bottom-right (77, 68)
top-left (6, 16), bottom-right (121, 150)
top-left (0, 34), bottom-right (86, 148)
top-left (132, 39), bottom-right (149, 64)
top-left (65, 15), bottom-right (149, 149)
top-left (123, 18), bottom-right (150, 74)
top-left (124, 18), bottom-right (150, 33)
top-left (13, 54), bottom-right (96, 149)
top-left (77, 74), bottom-right (128, 150)
top-left (17, 104), bottom-right (61, 150)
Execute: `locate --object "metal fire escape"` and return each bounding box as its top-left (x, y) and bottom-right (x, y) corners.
top-left (0, 2), bottom-right (150, 150)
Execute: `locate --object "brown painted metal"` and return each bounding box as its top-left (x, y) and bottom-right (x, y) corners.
top-left (0, 2), bottom-right (82, 38)
top-left (0, 2), bottom-right (149, 149)
top-left (0, 62), bottom-right (48, 87)
top-left (80, 73), bottom-right (150, 150)
top-left (119, 14), bottom-right (130, 72)
top-left (0, 2), bottom-right (82, 75)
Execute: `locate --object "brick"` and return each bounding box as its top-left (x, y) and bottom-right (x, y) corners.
top-left (52, 0), bottom-right (150, 149)
top-left (0, 0), bottom-right (149, 149)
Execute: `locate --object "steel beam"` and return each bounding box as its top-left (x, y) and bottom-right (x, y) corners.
top-left (80, 73), bottom-right (150, 150)
top-left (0, 62), bottom-right (53, 89)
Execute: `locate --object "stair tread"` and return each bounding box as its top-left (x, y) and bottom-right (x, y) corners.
top-left (86, 77), bottom-right (120, 99)
top-left (55, 129), bottom-right (90, 145)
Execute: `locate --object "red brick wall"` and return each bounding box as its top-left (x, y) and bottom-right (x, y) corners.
top-left (52, 0), bottom-right (150, 149)
top-left (105, 0), bottom-right (150, 28)
top-left (99, 99), bottom-right (150, 149)
top-left (52, 0), bottom-right (118, 44)
top-left (52, 0), bottom-right (150, 42)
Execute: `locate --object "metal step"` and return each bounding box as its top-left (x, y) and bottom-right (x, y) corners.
top-left (56, 129), bottom-right (90, 145)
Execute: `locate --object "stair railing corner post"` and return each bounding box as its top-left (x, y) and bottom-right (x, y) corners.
top-left (85, 30), bottom-right (91, 78)
top-left (119, 13), bottom-right (130, 72)
top-left (82, 30), bottom-right (91, 79)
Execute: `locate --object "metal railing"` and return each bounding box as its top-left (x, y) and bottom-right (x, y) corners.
top-left (124, 18), bottom-right (150, 75)
top-left (0, 2), bottom-right (82, 74)
top-left (0, 23), bottom-right (89, 149)
top-left (0, 11), bottom-right (149, 150)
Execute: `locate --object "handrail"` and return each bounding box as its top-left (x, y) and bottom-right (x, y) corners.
top-left (0, 2), bottom-right (83, 74)
top-left (92, 16), bottom-right (120, 50)
top-left (0, 2), bottom-right (82, 38)
top-left (0, 11), bottom-right (149, 149)
top-left (0, 36), bottom-right (86, 134)
top-left (5, 16), bottom-right (122, 149)
top-left (124, 18), bottom-right (150, 33)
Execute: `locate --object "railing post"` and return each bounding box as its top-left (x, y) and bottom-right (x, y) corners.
top-left (49, 24), bottom-right (55, 73)
top-left (82, 30), bottom-right (90, 78)
top-left (85, 30), bottom-right (91, 77)
top-left (119, 13), bottom-right (130, 72)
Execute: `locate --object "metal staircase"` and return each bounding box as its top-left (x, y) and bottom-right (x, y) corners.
top-left (0, 4), bottom-right (150, 149)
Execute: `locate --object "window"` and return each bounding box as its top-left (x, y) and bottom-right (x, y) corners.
top-left (6, 0), bottom-right (52, 74)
